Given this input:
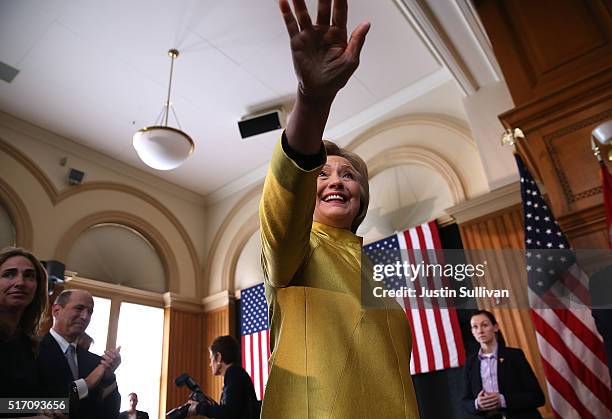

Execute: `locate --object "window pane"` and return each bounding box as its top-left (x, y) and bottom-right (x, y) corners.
top-left (116, 302), bottom-right (164, 419)
top-left (88, 296), bottom-right (110, 356)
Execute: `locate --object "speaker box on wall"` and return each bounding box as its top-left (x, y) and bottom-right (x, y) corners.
top-left (238, 109), bottom-right (286, 139)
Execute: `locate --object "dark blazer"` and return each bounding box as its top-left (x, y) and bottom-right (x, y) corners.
top-left (196, 364), bottom-right (260, 419)
top-left (462, 346), bottom-right (545, 419)
top-left (119, 410), bottom-right (149, 419)
top-left (37, 332), bottom-right (120, 419)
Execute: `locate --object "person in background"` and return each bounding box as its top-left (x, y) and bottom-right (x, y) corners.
top-left (187, 335), bottom-right (259, 419)
top-left (37, 289), bottom-right (121, 419)
top-left (119, 392), bottom-right (149, 419)
top-left (258, 1), bottom-right (419, 418)
top-left (463, 310), bottom-right (545, 419)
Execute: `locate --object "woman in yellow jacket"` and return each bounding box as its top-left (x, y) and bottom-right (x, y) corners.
top-left (258, 1), bottom-right (420, 418)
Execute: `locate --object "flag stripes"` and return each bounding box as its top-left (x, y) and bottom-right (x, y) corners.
top-left (365, 220), bottom-right (465, 374)
top-left (516, 153), bottom-right (612, 418)
top-left (240, 284), bottom-right (270, 400)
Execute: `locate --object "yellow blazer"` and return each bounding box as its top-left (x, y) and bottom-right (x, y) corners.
top-left (259, 139), bottom-right (420, 419)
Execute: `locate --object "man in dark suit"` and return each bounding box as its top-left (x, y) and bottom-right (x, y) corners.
top-left (38, 289), bottom-right (121, 419)
top-left (119, 392), bottom-right (149, 419)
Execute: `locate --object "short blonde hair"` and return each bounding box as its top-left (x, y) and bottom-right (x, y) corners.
top-left (0, 247), bottom-right (48, 343)
top-left (323, 140), bottom-right (369, 233)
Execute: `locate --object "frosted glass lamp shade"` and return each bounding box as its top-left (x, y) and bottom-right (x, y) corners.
top-left (133, 126), bottom-right (194, 170)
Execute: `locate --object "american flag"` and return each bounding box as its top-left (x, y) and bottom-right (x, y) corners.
top-left (363, 220), bottom-right (466, 374)
top-left (516, 154), bottom-right (612, 418)
top-left (239, 284), bottom-right (270, 401)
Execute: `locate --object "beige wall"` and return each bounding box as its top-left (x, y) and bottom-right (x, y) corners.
top-left (0, 112), bottom-right (205, 297)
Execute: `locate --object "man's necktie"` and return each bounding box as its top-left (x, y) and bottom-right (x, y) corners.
top-left (65, 345), bottom-right (78, 379)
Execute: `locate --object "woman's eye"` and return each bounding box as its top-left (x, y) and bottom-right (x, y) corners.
top-left (23, 271), bottom-right (36, 281)
top-left (318, 171), bottom-right (328, 177)
top-left (1, 270), bottom-right (15, 279)
top-left (343, 172), bottom-right (355, 179)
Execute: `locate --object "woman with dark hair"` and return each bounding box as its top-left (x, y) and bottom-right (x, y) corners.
top-left (259, 1), bottom-right (419, 418)
top-left (463, 310), bottom-right (545, 419)
top-left (0, 247), bottom-right (48, 392)
top-left (0, 247), bottom-right (65, 418)
top-left (186, 335), bottom-right (259, 419)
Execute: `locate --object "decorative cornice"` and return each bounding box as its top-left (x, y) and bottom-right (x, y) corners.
top-left (454, 0), bottom-right (503, 80)
top-left (346, 113), bottom-right (476, 152)
top-left (392, 0), bottom-right (478, 95)
top-left (66, 276), bottom-right (164, 307)
top-left (201, 290), bottom-right (233, 312)
top-left (445, 182), bottom-right (521, 224)
top-left (163, 292), bottom-right (203, 313)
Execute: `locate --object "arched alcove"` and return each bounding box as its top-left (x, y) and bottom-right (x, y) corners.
top-left (0, 177), bottom-right (34, 249)
top-left (66, 223), bottom-right (167, 293)
top-left (359, 163), bottom-right (456, 244)
top-left (234, 230), bottom-right (264, 292)
top-left (56, 211), bottom-right (179, 293)
top-left (0, 203), bottom-right (15, 248)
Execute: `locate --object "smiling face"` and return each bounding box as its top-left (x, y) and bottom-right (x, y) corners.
top-left (470, 314), bottom-right (499, 346)
top-left (52, 290), bottom-right (94, 342)
top-left (0, 256), bottom-right (38, 313)
top-left (313, 155), bottom-right (361, 230)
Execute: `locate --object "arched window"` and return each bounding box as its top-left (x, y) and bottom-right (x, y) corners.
top-left (66, 223), bottom-right (167, 292)
top-left (359, 163), bottom-right (455, 244)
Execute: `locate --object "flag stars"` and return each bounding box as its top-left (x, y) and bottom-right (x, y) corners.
top-left (537, 281), bottom-right (544, 287)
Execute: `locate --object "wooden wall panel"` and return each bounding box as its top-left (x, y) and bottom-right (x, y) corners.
top-left (476, 0), bottom-right (612, 105)
top-left (459, 204), bottom-right (553, 418)
top-left (161, 308), bottom-right (205, 417)
top-left (477, 0), bottom-right (612, 250)
top-left (202, 306), bottom-right (231, 401)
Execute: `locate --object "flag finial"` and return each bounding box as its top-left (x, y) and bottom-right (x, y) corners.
top-left (501, 127), bottom-right (525, 148)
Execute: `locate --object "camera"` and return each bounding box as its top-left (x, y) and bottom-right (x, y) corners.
top-left (166, 373), bottom-right (216, 419)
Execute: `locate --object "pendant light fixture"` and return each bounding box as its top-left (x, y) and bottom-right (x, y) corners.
top-left (133, 49), bottom-right (195, 170)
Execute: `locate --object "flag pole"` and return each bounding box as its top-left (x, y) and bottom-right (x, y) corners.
top-left (592, 136), bottom-right (607, 168)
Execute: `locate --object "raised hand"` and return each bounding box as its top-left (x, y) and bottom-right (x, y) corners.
top-left (280, 0), bottom-right (370, 155)
top-left (280, 0), bottom-right (370, 102)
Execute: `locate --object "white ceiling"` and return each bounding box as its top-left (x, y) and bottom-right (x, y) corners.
top-left (0, 0), bottom-right (484, 199)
